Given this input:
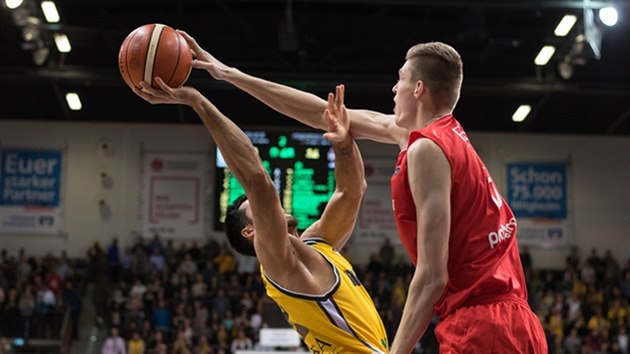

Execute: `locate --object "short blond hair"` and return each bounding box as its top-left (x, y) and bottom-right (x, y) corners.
top-left (406, 42), bottom-right (463, 110)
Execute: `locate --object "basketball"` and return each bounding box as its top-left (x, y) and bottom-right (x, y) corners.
top-left (118, 23), bottom-right (192, 90)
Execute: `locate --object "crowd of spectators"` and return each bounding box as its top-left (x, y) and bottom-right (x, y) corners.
top-left (90, 235), bottom-right (268, 354)
top-left (87, 234), bottom-right (424, 354)
top-left (523, 246), bottom-right (630, 354)
top-left (2, 237), bottom-right (629, 354)
top-left (0, 248), bottom-right (83, 344)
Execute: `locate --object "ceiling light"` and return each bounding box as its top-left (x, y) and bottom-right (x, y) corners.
top-left (22, 17), bottom-right (41, 42)
top-left (65, 92), bottom-right (82, 110)
top-left (5, 0), bottom-right (23, 9)
top-left (534, 46), bottom-right (556, 66)
top-left (41, 1), bottom-right (60, 23)
top-left (554, 15), bottom-right (577, 37)
top-left (512, 105), bottom-right (531, 122)
top-left (54, 33), bottom-right (71, 52)
top-left (32, 44), bottom-right (49, 66)
top-left (599, 7), bottom-right (618, 27)
top-left (558, 60), bottom-right (574, 80)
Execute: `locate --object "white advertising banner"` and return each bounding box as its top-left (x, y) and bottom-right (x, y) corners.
top-left (0, 148), bottom-right (63, 235)
top-left (142, 151), bottom-right (208, 239)
top-left (355, 158), bottom-right (399, 243)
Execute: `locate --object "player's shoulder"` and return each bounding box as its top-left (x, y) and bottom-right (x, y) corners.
top-left (407, 136), bottom-right (443, 157)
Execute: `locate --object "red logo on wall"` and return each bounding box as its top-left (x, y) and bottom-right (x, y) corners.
top-left (151, 159), bottom-right (164, 172)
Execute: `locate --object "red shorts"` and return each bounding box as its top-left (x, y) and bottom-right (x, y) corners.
top-left (435, 295), bottom-right (547, 354)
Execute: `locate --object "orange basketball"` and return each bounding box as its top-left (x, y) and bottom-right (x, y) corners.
top-left (118, 24), bottom-right (192, 90)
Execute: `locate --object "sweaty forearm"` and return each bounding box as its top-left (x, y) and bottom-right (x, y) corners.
top-left (222, 67), bottom-right (329, 130)
top-left (191, 96), bottom-right (268, 189)
top-left (332, 137), bottom-right (365, 198)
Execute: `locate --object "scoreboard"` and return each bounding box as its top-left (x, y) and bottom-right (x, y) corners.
top-left (214, 129), bottom-right (336, 231)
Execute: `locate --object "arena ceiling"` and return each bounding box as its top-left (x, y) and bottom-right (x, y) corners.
top-left (1, 0), bottom-right (629, 135)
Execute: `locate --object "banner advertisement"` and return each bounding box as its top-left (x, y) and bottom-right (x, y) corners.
top-left (142, 151), bottom-right (209, 239)
top-left (0, 149), bottom-right (63, 235)
top-left (507, 162), bottom-right (572, 248)
top-left (355, 158), bottom-right (399, 243)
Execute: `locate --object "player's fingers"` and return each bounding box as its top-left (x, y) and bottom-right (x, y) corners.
top-left (154, 77), bottom-right (174, 95)
top-left (177, 30), bottom-right (199, 49)
top-left (139, 81), bottom-right (161, 96)
top-left (133, 87), bottom-right (165, 105)
top-left (336, 84), bottom-right (345, 108)
top-left (324, 108), bottom-right (340, 129)
top-left (334, 85), bottom-right (341, 108)
top-left (191, 60), bottom-right (211, 70)
top-left (329, 91), bottom-right (340, 114)
top-left (132, 87), bottom-right (151, 101)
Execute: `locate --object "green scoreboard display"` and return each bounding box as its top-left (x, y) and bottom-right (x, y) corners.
top-left (214, 129), bottom-right (336, 231)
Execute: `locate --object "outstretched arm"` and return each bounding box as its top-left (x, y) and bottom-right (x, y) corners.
top-left (178, 30), bottom-right (407, 147)
top-left (133, 79), bottom-right (295, 276)
top-left (300, 85), bottom-right (366, 250)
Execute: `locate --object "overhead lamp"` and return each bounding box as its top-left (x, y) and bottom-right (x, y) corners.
top-left (22, 16), bottom-right (41, 41)
top-left (554, 15), bottom-right (577, 37)
top-left (5, 0), bottom-right (23, 9)
top-left (512, 105), bottom-right (531, 122)
top-left (41, 1), bottom-right (60, 23)
top-left (65, 92), bottom-right (82, 110)
top-left (32, 41), bottom-right (49, 65)
top-left (54, 33), bottom-right (71, 52)
top-left (599, 7), bottom-right (618, 27)
top-left (534, 46), bottom-right (556, 66)
top-left (558, 59), bottom-right (574, 80)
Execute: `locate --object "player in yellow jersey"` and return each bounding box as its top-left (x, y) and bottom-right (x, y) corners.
top-left (134, 81), bottom-right (388, 353)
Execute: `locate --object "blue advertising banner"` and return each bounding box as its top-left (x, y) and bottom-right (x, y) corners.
top-left (507, 163), bottom-right (567, 218)
top-left (0, 149), bottom-right (63, 235)
top-left (1, 149), bottom-right (62, 206)
top-left (507, 162), bottom-right (571, 248)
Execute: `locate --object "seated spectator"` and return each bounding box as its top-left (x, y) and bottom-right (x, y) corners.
top-left (230, 329), bottom-right (253, 352)
top-left (127, 331), bottom-right (145, 354)
top-left (151, 299), bottom-right (171, 332)
top-left (149, 248), bottom-right (166, 273)
top-left (146, 234), bottom-right (165, 257)
top-left (129, 278), bottom-right (147, 299)
top-left (194, 335), bottom-right (211, 354)
top-left (176, 254), bottom-right (197, 279)
top-left (190, 275), bottom-right (207, 299)
top-left (146, 330), bottom-right (168, 354)
top-left (101, 327), bottom-right (126, 354)
top-left (213, 249), bottom-right (235, 276)
top-left (171, 329), bottom-right (191, 354)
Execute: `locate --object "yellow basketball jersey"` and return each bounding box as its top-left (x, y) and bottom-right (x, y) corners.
top-left (261, 238), bottom-right (389, 354)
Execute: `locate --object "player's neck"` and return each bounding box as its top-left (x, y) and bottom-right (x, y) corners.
top-left (419, 110), bottom-right (451, 129)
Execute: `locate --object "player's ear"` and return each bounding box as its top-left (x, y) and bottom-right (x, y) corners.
top-left (241, 224), bottom-right (254, 239)
top-left (414, 80), bottom-right (424, 97)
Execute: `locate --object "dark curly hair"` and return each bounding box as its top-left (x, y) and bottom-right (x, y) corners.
top-left (224, 194), bottom-right (256, 257)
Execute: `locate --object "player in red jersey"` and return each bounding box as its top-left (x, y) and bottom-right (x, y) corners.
top-left (178, 31), bottom-right (547, 353)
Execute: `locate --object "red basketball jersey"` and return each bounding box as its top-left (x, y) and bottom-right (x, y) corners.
top-left (390, 115), bottom-right (528, 318)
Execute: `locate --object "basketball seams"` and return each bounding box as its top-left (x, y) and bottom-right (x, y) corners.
top-left (144, 24), bottom-right (165, 87)
top-left (164, 30), bottom-right (182, 87)
top-left (118, 28), bottom-right (140, 89)
top-left (121, 36), bottom-right (132, 87)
